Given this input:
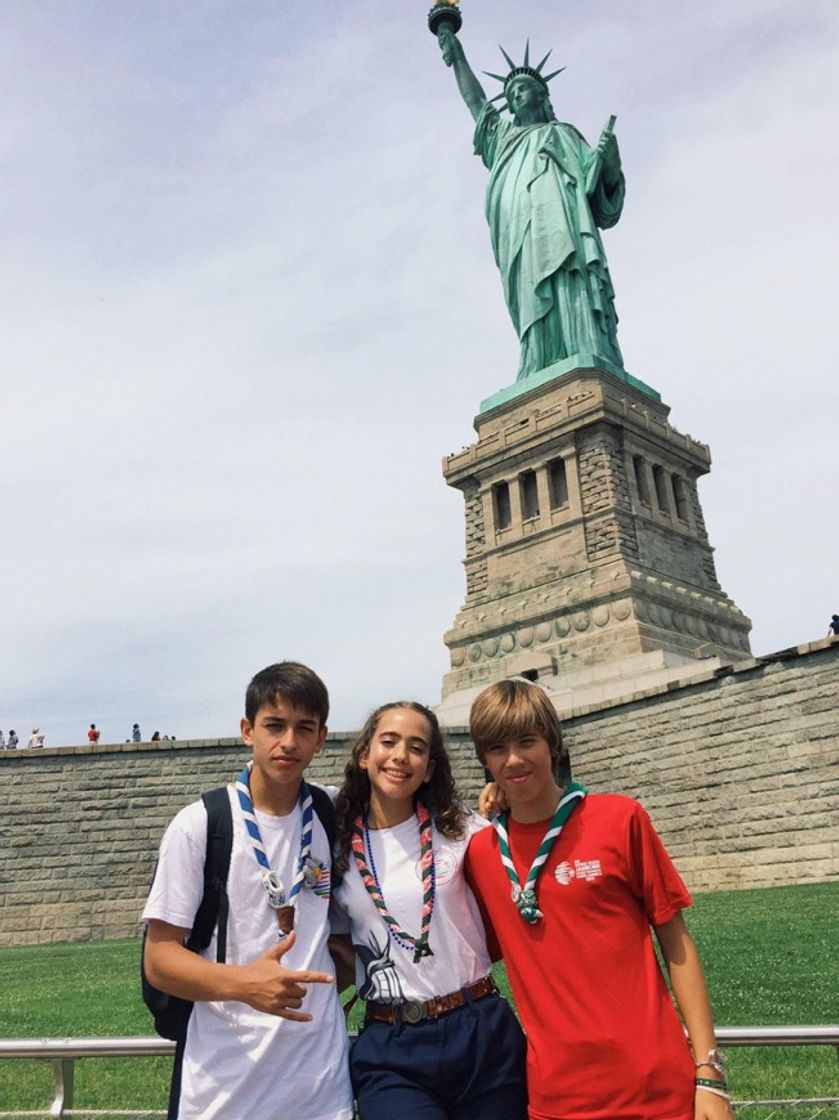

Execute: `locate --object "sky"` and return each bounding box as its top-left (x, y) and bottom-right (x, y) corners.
top-left (1, 0), bottom-right (837, 746)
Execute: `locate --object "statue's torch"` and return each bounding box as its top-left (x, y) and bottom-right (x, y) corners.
top-left (428, 1), bottom-right (462, 48)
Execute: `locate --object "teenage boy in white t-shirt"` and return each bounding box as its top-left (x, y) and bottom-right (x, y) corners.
top-left (143, 662), bottom-right (353, 1120)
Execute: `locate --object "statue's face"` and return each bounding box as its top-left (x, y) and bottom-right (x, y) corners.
top-left (506, 76), bottom-right (547, 124)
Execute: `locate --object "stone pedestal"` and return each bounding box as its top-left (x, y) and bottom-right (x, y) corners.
top-left (440, 366), bottom-right (752, 704)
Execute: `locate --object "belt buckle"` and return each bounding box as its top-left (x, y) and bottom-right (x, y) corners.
top-left (400, 1000), bottom-right (426, 1025)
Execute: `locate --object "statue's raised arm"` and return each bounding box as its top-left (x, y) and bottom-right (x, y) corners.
top-left (429, 8), bottom-right (628, 385)
top-left (437, 26), bottom-right (486, 122)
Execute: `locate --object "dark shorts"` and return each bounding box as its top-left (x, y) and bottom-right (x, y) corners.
top-left (350, 989), bottom-right (527, 1120)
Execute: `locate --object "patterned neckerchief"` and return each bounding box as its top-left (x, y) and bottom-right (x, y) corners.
top-left (235, 762), bottom-right (314, 936)
top-left (493, 781), bottom-right (587, 923)
top-left (351, 803), bottom-right (436, 963)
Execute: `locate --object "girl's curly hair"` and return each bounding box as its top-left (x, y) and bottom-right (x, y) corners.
top-left (333, 701), bottom-right (468, 879)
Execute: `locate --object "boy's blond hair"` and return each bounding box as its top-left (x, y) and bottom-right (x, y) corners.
top-left (469, 679), bottom-right (569, 777)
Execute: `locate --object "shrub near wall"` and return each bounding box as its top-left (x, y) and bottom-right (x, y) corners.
top-left (1, 640), bottom-right (836, 947)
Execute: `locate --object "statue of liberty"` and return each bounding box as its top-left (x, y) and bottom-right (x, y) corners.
top-left (436, 20), bottom-right (626, 381)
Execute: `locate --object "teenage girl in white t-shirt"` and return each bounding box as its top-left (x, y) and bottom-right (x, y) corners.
top-left (332, 701), bottom-right (527, 1120)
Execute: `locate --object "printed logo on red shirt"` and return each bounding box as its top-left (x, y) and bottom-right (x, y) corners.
top-left (555, 858), bottom-right (602, 885)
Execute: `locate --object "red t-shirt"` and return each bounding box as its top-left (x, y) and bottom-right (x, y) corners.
top-left (465, 794), bottom-right (695, 1120)
top-left (87, 729), bottom-right (100, 743)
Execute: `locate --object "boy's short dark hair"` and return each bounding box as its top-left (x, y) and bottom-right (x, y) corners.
top-left (245, 662), bottom-right (329, 727)
top-left (470, 678), bottom-right (569, 778)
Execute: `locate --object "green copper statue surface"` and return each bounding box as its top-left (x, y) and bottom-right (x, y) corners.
top-left (436, 22), bottom-right (626, 381)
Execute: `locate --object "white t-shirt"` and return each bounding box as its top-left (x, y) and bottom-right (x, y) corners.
top-left (142, 784), bottom-right (352, 1120)
top-left (333, 811), bottom-right (492, 1003)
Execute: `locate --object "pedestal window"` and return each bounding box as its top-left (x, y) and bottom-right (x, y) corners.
top-left (520, 470), bottom-right (540, 521)
top-left (652, 465), bottom-right (670, 513)
top-left (493, 482), bottom-right (512, 531)
top-left (633, 455), bottom-right (651, 506)
top-left (548, 458), bottom-right (569, 509)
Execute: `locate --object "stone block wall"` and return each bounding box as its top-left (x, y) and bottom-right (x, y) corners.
top-left (578, 425), bottom-right (640, 563)
top-left (0, 731), bottom-right (478, 948)
top-left (1, 641), bottom-right (836, 946)
top-left (564, 640), bottom-right (839, 892)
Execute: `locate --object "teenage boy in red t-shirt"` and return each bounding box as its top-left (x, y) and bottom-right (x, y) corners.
top-left (465, 679), bottom-right (731, 1120)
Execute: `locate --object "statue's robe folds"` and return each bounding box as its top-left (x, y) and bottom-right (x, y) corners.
top-left (474, 104), bottom-right (625, 380)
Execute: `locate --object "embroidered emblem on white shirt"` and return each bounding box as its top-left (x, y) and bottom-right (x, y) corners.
top-left (554, 858), bottom-right (603, 885)
top-left (415, 848), bottom-right (457, 886)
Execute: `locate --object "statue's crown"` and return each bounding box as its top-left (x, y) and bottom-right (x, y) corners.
top-left (484, 42), bottom-right (565, 103)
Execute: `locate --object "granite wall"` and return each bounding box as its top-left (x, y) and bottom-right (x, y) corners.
top-left (1, 640), bottom-right (836, 946)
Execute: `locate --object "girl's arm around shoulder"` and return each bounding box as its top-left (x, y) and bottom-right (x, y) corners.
top-left (464, 808), bottom-right (492, 838)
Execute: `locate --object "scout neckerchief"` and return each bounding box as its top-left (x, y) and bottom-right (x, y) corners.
top-left (494, 781), bottom-right (587, 924)
top-left (235, 761), bottom-right (321, 938)
top-left (351, 802), bottom-right (436, 963)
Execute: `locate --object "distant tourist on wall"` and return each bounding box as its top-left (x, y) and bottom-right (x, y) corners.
top-left (151, 730), bottom-right (161, 742)
top-left (131, 723), bottom-right (142, 743)
top-left (27, 727), bottom-right (45, 749)
top-left (0, 730), bottom-right (4, 748)
top-left (88, 723), bottom-right (100, 743)
top-left (828, 614), bottom-right (839, 638)
top-left (7, 729), bottom-right (18, 749)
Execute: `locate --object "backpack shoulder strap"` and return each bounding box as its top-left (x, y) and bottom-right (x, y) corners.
top-left (309, 783), bottom-right (336, 856)
top-left (187, 786), bottom-right (233, 960)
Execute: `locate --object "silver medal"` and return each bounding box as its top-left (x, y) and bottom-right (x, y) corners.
top-left (262, 870), bottom-right (286, 908)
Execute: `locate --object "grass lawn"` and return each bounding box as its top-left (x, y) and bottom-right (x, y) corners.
top-left (0, 881), bottom-right (836, 1116)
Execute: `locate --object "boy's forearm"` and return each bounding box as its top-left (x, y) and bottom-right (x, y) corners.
top-left (145, 933), bottom-right (249, 1003)
top-left (660, 926), bottom-right (734, 1118)
top-left (654, 914), bottom-right (719, 1060)
top-left (145, 922), bottom-right (332, 1021)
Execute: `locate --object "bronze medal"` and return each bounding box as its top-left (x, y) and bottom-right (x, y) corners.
top-left (276, 905), bottom-right (295, 935)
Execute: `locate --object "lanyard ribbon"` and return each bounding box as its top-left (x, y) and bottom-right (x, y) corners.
top-left (351, 804), bottom-right (436, 963)
top-left (235, 762), bottom-right (315, 937)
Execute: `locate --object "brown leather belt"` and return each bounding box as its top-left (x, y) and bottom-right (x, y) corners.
top-left (365, 975), bottom-right (497, 1026)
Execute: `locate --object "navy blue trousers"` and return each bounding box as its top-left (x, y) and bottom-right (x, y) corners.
top-left (351, 990), bottom-right (527, 1120)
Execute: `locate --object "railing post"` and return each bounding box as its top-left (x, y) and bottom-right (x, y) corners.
top-left (50, 1057), bottom-right (74, 1119)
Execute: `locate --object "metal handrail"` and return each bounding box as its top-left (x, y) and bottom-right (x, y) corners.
top-left (2, 1023), bottom-right (835, 1057)
top-left (0, 1027), bottom-right (837, 1119)
top-left (718, 1025), bottom-right (839, 1047)
top-left (0, 1037), bottom-right (173, 1059)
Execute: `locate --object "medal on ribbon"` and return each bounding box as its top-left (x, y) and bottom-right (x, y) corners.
top-left (494, 782), bottom-right (586, 924)
top-left (235, 762), bottom-right (318, 938)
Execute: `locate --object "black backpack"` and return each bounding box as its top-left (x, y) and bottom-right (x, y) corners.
top-left (141, 783), bottom-right (337, 1042)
